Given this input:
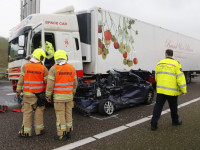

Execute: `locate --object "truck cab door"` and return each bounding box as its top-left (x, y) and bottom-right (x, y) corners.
top-left (28, 22), bottom-right (45, 57)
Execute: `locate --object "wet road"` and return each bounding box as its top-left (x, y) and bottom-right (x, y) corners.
top-left (0, 77), bottom-right (200, 150)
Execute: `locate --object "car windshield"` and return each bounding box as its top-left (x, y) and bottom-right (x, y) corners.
top-left (109, 70), bottom-right (121, 78)
top-left (116, 72), bottom-right (139, 84)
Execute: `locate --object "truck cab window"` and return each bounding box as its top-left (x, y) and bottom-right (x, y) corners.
top-left (9, 38), bottom-right (20, 59)
top-left (44, 33), bottom-right (56, 70)
top-left (75, 38), bottom-right (79, 50)
top-left (44, 33), bottom-right (56, 51)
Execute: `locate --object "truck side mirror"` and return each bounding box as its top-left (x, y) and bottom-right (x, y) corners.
top-left (18, 35), bottom-right (25, 47)
top-left (18, 49), bottom-right (24, 55)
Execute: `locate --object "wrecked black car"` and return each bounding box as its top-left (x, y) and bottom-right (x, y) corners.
top-left (73, 69), bottom-right (154, 116)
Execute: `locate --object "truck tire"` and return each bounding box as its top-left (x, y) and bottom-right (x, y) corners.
top-left (185, 72), bottom-right (191, 84)
top-left (98, 99), bottom-right (114, 116)
top-left (144, 90), bottom-right (153, 105)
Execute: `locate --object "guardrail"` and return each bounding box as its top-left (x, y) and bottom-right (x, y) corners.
top-left (0, 72), bottom-right (6, 74)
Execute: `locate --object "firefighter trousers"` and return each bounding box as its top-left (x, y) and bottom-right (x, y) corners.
top-left (19, 96), bottom-right (45, 136)
top-left (54, 101), bottom-right (74, 136)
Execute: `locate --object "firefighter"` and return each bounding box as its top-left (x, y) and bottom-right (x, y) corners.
top-left (16, 48), bottom-right (48, 137)
top-left (45, 50), bottom-right (77, 140)
top-left (151, 49), bottom-right (187, 130)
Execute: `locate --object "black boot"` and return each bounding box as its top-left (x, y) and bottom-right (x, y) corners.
top-left (67, 132), bottom-right (71, 138)
top-left (172, 120), bottom-right (182, 126)
top-left (18, 132), bottom-right (31, 138)
top-left (36, 130), bottom-right (44, 136)
top-left (54, 134), bottom-right (67, 140)
top-left (18, 126), bottom-right (31, 138)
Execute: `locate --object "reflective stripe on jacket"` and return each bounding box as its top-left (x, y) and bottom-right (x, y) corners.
top-left (23, 62), bottom-right (45, 93)
top-left (155, 58), bottom-right (187, 96)
top-left (53, 64), bottom-right (75, 99)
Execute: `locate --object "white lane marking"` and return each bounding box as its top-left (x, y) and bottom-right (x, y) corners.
top-left (126, 117), bottom-right (151, 127)
top-left (93, 126), bottom-right (128, 139)
top-left (6, 93), bottom-right (16, 95)
top-left (55, 97), bottom-right (200, 150)
top-left (178, 98), bottom-right (200, 108)
top-left (54, 137), bottom-right (96, 150)
top-left (90, 114), bottom-right (119, 120)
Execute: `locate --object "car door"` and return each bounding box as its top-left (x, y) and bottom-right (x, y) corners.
top-left (121, 74), bottom-right (143, 104)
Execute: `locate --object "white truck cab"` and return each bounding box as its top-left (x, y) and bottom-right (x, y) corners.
top-left (8, 6), bottom-right (83, 91)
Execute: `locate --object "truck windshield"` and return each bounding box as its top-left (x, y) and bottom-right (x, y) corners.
top-left (9, 33), bottom-right (28, 60)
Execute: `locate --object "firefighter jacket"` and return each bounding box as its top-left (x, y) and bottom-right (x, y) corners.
top-left (155, 57), bottom-right (187, 96)
top-left (46, 63), bottom-right (78, 102)
top-left (45, 41), bottom-right (54, 59)
top-left (16, 62), bottom-right (48, 97)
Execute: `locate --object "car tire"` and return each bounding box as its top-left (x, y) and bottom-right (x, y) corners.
top-left (98, 99), bottom-right (114, 116)
top-left (145, 90), bottom-right (153, 105)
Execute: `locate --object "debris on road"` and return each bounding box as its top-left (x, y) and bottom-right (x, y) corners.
top-left (0, 105), bottom-right (8, 113)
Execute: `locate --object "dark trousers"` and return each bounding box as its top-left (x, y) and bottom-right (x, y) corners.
top-left (151, 93), bottom-right (179, 127)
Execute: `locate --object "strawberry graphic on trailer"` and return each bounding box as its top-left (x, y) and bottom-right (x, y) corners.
top-left (98, 11), bottom-right (139, 67)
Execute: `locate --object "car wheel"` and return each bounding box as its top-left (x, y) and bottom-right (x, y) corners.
top-left (145, 90), bottom-right (153, 104)
top-left (98, 99), bottom-right (114, 116)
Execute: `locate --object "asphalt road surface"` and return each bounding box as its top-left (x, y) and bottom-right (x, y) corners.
top-left (1, 77), bottom-right (200, 150)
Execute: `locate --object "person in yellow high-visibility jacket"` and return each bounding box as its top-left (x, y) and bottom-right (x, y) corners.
top-left (38, 40), bottom-right (55, 70)
top-left (39, 41), bottom-right (55, 60)
top-left (151, 49), bottom-right (187, 131)
top-left (44, 41), bottom-right (55, 60)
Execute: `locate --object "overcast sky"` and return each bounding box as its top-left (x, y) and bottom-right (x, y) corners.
top-left (1, 0), bottom-right (200, 40)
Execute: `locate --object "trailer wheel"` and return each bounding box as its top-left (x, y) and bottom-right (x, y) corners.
top-left (145, 90), bottom-right (153, 105)
top-left (98, 99), bottom-right (114, 116)
top-left (185, 72), bottom-right (191, 84)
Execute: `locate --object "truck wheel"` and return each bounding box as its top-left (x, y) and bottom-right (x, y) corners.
top-left (185, 72), bottom-right (191, 84)
top-left (145, 90), bottom-right (153, 105)
top-left (98, 99), bottom-right (114, 116)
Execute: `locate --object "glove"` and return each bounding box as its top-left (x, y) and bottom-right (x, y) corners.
top-left (17, 96), bottom-right (23, 103)
top-left (15, 95), bottom-right (23, 103)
